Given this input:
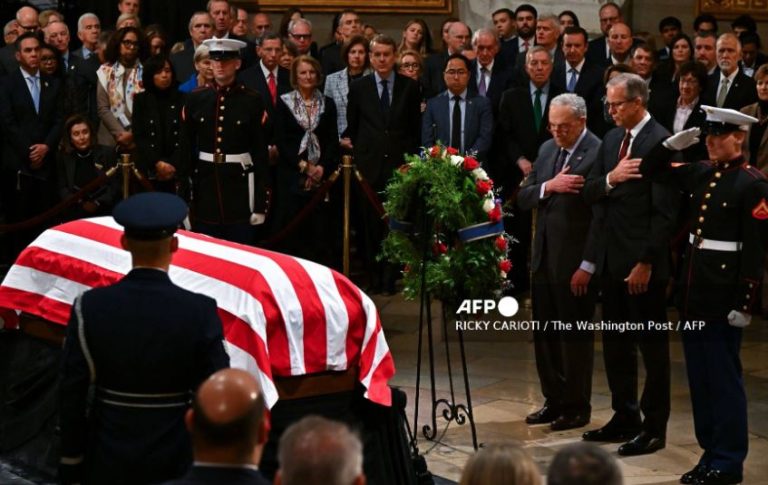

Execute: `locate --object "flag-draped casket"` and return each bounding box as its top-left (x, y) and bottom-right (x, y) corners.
top-left (0, 217), bottom-right (395, 409)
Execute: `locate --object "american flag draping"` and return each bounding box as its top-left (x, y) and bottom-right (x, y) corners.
top-left (0, 217), bottom-right (396, 409)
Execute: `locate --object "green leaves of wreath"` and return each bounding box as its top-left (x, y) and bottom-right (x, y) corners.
top-left (381, 144), bottom-right (512, 305)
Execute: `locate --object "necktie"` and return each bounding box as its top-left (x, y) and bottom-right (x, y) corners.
top-left (267, 72), bottom-right (277, 105)
top-left (533, 89), bottom-right (543, 132)
top-left (716, 77), bottom-right (729, 108)
top-left (28, 75), bottom-right (40, 113)
top-left (380, 79), bottom-right (390, 114)
top-left (618, 130), bottom-right (632, 161)
top-left (478, 67), bottom-right (487, 97)
top-left (522, 39), bottom-right (530, 52)
top-left (451, 95), bottom-right (462, 151)
top-left (553, 148), bottom-right (568, 176)
top-left (567, 68), bottom-right (578, 92)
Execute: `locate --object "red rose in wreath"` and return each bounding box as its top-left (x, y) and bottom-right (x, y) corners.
top-left (445, 146), bottom-right (459, 155)
top-left (476, 179), bottom-right (493, 195)
top-left (488, 204), bottom-right (502, 222)
top-left (429, 145), bottom-right (441, 158)
top-left (495, 236), bottom-right (507, 252)
top-left (499, 259), bottom-right (512, 273)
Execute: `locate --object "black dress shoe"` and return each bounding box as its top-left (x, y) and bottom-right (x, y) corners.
top-left (681, 464), bottom-right (709, 484)
top-left (526, 405), bottom-right (561, 424)
top-left (617, 431), bottom-right (666, 456)
top-left (582, 421), bottom-right (641, 442)
top-left (550, 414), bottom-right (590, 431)
top-left (693, 469), bottom-right (742, 485)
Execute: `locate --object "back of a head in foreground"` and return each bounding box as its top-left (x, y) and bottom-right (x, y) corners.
top-left (547, 442), bottom-right (623, 485)
top-left (459, 443), bottom-right (542, 485)
top-left (276, 415), bottom-right (365, 485)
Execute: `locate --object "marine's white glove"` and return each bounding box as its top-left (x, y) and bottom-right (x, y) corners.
top-left (663, 127), bottom-right (701, 151)
top-left (250, 213), bottom-right (266, 225)
top-left (727, 310), bottom-right (751, 328)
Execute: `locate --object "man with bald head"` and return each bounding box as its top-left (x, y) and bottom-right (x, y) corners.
top-left (161, 368), bottom-right (270, 484)
top-left (423, 21), bottom-right (470, 97)
top-left (275, 416), bottom-right (365, 485)
top-left (608, 23), bottom-right (633, 66)
top-left (0, 6), bottom-right (38, 75)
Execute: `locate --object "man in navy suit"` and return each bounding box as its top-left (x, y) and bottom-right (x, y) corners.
top-left (422, 21), bottom-right (470, 99)
top-left (71, 13), bottom-right (101, 60)
top-left (498, 4), bottom-right (537, 69)
top-left (517, 93), bottom-right (601, 431)
top-left (582, 73), bottom-right (677, 456)
top-left (586, 2), bottom-right (623, 67)
top-left (0, 32), bottom-right (63, 256)
top-left (161, 369), bottom-right (270, 485)
top-left (555, 27), bottom-right (606, 136)
top-left (171, 12), bottom-right (214, 83)
top-left (59, 193), bottom-right (230, 485)
top-left (422, 53), bottom-right (493, 162)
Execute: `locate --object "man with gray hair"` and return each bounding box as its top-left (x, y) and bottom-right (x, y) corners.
top-left (3, 20), bottom-right (18, 46)
top-left (287, 18), bottom-right (314, 57)
top-left (72, 13), bottom-right (100, 60)
top-left (518, 93), bottom-right (601, 431)
top-left (469, 27), bottom-right (513, 117)
top-left (702, 33), bottom-right (757, 110)
top-left (275, 416), bottom-right (365, 485)
top-left (582, 73), bottom-right (676, 456)
top-left (171, 12), bottom-right (214, 83)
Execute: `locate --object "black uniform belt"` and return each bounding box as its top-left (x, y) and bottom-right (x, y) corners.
top-left (95, 387), bottom-right (192, 408)
top-left (689, 233), bottom-right (742, 252)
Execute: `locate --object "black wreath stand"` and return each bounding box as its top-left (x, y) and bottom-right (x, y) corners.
top-left (409, 212), bottom-right (480, 454)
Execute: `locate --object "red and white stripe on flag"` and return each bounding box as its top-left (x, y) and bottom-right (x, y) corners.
top-left (0, 217), bottom-right (396, 409)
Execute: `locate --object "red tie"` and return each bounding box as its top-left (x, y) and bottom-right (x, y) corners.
top-left (618, 130), bottom-right (632, 161)
top-left (522, 39), bottom-right (530, 51)
top-left (268, 72), bottom-right (277, 105)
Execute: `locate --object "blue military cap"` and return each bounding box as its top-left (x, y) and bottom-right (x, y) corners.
top-left (113, 193), bottom-right (188, 240)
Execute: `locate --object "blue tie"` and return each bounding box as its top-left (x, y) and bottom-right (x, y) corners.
top-left (28, 75), bottom-right (40, 113)
top-left (567, 68), bottom-right (578, 92)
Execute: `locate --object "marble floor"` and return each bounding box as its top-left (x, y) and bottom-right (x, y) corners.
top-left (372, 293), bottom-right (768, 484)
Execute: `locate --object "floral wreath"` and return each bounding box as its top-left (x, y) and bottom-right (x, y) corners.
top-left (381, 144), bottom-right (512, 305)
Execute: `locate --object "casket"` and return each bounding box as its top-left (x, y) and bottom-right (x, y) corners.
top-left (0, 217), bottom-right (395, 409)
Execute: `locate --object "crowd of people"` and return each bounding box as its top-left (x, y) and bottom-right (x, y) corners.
top-left (1, 1), bottom-right (768, 484)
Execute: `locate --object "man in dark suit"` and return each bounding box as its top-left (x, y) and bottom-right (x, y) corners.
top-left (497, 46), bottom-right (564, 293)
top-left (517, 93), bottom-right (601, 431)
top-left (739, 32), bottom-right (768, 78)
top-left (171, 12), bottom-right (214, 83)
top-left (71, 13), bottom-right (101, 60)
top-left (422, 21), bottom-right (469, 98)
top-left (586, 2), bottom-right (623, 67)
top-left (582, 73), bottom-right (677, 456)
top-left (555, 27), bottom-right (605, 136)
top-left (238, 33), bottom-right (290, 122)
top-left (58, 193), bottom-right (230, 485)
top-left (703, 33), bottom-right (758, 110)
top-left (422, 54), bottom-right (493, 162)
top-left (468, 28), bottom-right (513, 118)
top-left (160, 369), bottom-right (269, 485)
top-left (491, 7), bottom-right (516, 67)
top-left (0, 33), bottom-right (63, 257)
top-left (320, 9), bottom-right (361, 76)
top-left (656, 16), bottom-right (682, 61)
top-left (511, 14), bottom-right (565, 86)
top-left (207, 0), bottom-right (256, 70)
top-left (347, 34), bottom-right (420, 292)
top-left (498, 4), bottom-right (537, 69)
top-left (0, 6), bottom-right (39, 76)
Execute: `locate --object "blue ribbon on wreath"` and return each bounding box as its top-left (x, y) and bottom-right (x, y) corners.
top-left (457, 220), bottom-right (505, 242)
top-left (389, 218), bottom-right (414, 233)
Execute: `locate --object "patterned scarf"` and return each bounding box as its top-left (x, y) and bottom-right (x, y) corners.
top-left (281, 89), bottom-right (325, 164)
top-left (96, 61), bottom-right (144, 122)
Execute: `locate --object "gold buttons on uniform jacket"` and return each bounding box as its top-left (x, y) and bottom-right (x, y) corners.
top-left (715, 172), bottom-right (722, 178)
top-left (721, 264), bottom-right (726, 269)
top-left (696, 229), bottom-right (702, 235)
top-left (217, 137), bottom-right (222, 142)
top-left (218, 127), bottom-right (223, 132)
top-left (709, 182), bottom-right (717, 187)
top-left (220, 97), bottom-right (225, 102)
top-left (705, 193), bottom-right (711, 199)
top-left (699, 216), bottom-right (705, 223)
top-left (219, 116), bottom-right (224, 121)
top-left (702, 205), bottom-right (707, 211)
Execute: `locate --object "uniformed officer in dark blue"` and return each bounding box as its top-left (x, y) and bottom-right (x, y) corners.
top-left (58, 193), bottom-right (230, 485)
top-left (182, 38), bottom-right (269, 245)
top-left (637, 106), bottom-right (768, 485)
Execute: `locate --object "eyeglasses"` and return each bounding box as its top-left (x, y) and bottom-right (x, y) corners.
top-left (121, 40), bottom-right (139, 48)
top-left (290, 33), bottom-right (311, 40)
top-left (548, 121), bottom-right (577, 131)
top-left (400, 62), bottom-right (420, 71)
top-left (445, 69), bottom-right (468, 77)
top-left (40, 56), bottom-right (57, 63)
top-left (604, 99), bottom-right (632, 110)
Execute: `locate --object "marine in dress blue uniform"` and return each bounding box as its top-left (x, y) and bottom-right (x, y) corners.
top-left (640, 107), bottom-right (768, 485)
top-left (58, 193), bottom-right (230, 485)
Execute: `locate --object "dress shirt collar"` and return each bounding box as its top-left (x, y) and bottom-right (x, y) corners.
top-left (478, 59), bottom-right (494, 75)
top-left (374, 70), bottom-right (395, 86)
top-left (564, 128), bottom-right (588, 154)
top-left (260, 60), bottom-right (277, 79)
top-left (448, 89), bottom-right (468, 101)
top-left (193, 462), bottom-right (259, 471)
top-left (627, 111), bottom-right (652, 139)
top-left (720, 68), bottom-right (738, 84)
top-left (567, 58), bottom-right (585, 73)
top-left (529, 80), bottom-right (549, 96)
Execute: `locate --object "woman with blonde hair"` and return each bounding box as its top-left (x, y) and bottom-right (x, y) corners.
top-left (460, 443), bottom-right (542, 485)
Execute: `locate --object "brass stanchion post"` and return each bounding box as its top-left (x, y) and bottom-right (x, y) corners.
top-left (341, 155), bottom-right (353, 277)
top-left (120, 153), bottom-right (132, 199)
